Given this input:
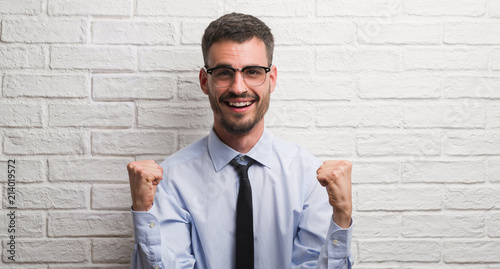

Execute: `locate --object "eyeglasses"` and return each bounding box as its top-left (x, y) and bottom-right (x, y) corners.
top-left (205, 66), bottom-right (271, 88)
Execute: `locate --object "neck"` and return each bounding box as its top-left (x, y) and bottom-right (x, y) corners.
top-left (213, 120), bottom-right (264, 153)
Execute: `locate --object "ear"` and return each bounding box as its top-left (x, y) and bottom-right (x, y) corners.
top-left (199, 67), bottom-right (209, 95)
top-left (269, 65), bottom-right (277, 93)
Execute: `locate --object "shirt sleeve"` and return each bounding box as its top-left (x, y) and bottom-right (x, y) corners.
top-left (292, 165), bottom-right (354, 269)
top-left (130, 180), bottom-right (196, 269)
top-left (317, 219), bottom-right (353, 269)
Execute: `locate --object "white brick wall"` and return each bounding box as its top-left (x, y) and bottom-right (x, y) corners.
top-left (0, 0), bottom-right (499, 268)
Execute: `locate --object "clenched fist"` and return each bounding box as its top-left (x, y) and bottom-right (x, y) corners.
top-left (127, 160), bottom-right (163, 212)
top-left (317, 160), bottom-right (352, 228)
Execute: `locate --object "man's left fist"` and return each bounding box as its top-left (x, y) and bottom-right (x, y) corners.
top-left (317, 160), bottom-right (352, 228)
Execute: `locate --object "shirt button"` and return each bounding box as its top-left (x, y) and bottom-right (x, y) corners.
top-left (149, 222), bottom-right (155, 229)
top-left (332, 239), bottom-right (339, 246)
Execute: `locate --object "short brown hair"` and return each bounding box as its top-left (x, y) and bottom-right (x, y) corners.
top-left (201, 12), bottom-right (274, 67)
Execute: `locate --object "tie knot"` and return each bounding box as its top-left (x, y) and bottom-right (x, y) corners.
top-left (230, 158), bottom-right (254, 179)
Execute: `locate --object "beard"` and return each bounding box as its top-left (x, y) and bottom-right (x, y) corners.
top-left (207, 84), bottom-right (271, 135)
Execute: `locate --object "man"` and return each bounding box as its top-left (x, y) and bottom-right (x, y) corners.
top-left (128, 13), bottom-right (353, 269)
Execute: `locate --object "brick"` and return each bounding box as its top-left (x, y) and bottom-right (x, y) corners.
top-left (267, 102), bottom-right (315, 128)
top-left (354, 213), bottom-right (400, 237)
top-left (270, 21), bottom-right (355, 45)
top-left (316, 104), bottom-right (401, 127)
top-left (402, 213), bottom-right (484, 238)
top-left (49, 158), bottom-right (132, 183)
top-left (274, 74), bottom-right (355, 101)
top-left (51, 46), bottom-right (136, 71)
top-left (92, 238), bottom-right (134, 262)
top-left (137, 101), bottom-right (212, 128)
top-left (358, 74), bottom-right (441, 99)
top-left (92, 21), bottom-right (176, 45)
top-left (445, 131), bottom-right (500, 156)
top-left (442, 76), bottom-right (500, 98)
top-left (0, 0), bottom-right (42, 15)
top-left (317, 0), bottom-right (401, 17)
top-left (48, 0), bottom-right (131, 16)
top-left (488, 105), bottom-right (500, 128)
top-left (5, 185), bottom-right (87, 209)
top-left (0, 103), bottom-right (43, 127)
top-left (358, 240), bottom-right (440, 262)
top-left (404, 48), bottom-right (488, 70)
top-left (492, 49), bottom-right (500, 71)
top-left (404, 0), bottom-right (486, 16)
top-left (51, 266), bottom-right (128, 269)
top-left (181, 21), bottom-right (209, 45)
top-left (3, 73), bottom-right (88, 98)
top-left (272, 129), bottom-right (355, 157)
top-left (316, 48), bottom-right (400, 71)
top-left (358, 23), bottom-right (441, 44)
top-left (137, 0), bottom-right (221, 16)
top-left (5, 239), bottom-right (89, 263)
top-left (49, 103), bottom-right (134, 127)
top-left (488, 212), bottom-right (500, 237)
top-left (0, 211), bottom-right (45, 238)
top-left (92, 74), bottom-right (176, 100)
top-left (178, 74), bottom-right (207, 100)
top-left (490, 160), bottom-right (500, 182)
top-left (139, 47), bottom-right (201, 71)
top-left (444, 240), bottom-right (500, 263)
top-left (48, 212), bottom-right (133, 237)
top-left (445, 187), bottom-right (498, 210)
top-left (0, 46), bottom-right (45, 69)
top-left (92, 130), bottom-right (176, 155)
top-left (0, 159), bottom-right (46, 183)
top-left (0, 265), bottom-right (47, 269)
top-left (227, 0), bottom-right (312, 17)
top-left (92, 185), bottom-right (131, 210)
top-left (2, 18), bottom-right (87, 43)
top-left (357, 186), bottom-right (442, 211)
top-left (492, 0), bottom-right (500, 17)
top-left (444, 22), bottom-right (500, 44)
top-left (4, 130), bottom-right (87, 155)
top-left (402, 161), bottom-right (485, 183)
top-left (273, 47), bottom-right (315, 72)
top-left (353, 161), bottom-right (399, 184)
top-left (403, 105), bottom-right (486, 128)
top-left (357, 131), bottom-right (440, 156)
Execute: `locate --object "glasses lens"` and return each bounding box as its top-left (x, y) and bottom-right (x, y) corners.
top-left (243, 67), bottom-right (267, 86)
top-left (212, 68), bottom-right (234, 87)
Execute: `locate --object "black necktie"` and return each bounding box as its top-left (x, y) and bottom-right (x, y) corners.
top-left (230, 158), bottom-right (254, 269)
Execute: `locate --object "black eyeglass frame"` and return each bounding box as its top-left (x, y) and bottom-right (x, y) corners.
top-left (204, 65), bottom-right (272, 87)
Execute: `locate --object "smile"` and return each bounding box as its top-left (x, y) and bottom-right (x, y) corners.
top-left (228, 101), bottom-right (253, 108)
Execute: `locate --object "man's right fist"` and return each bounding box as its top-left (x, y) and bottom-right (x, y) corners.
top-left (127, 160), bottom-right (163, 212)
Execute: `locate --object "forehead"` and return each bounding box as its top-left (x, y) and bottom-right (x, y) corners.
top-left (206, 37), bottom-right (268, 67)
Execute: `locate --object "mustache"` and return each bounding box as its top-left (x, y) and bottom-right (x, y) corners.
top-left (218, 92), bottom-right (260, 103)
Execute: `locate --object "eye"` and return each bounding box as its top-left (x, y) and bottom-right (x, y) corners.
top-left (244, 67), bottom-right (264, 77)
top-left (213, 68), bottom-right (234, 78)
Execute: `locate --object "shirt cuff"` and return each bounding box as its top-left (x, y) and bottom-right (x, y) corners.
top-left (326, 217), bottom-right (353, 259)
top-left (131, 207), bottom-right (162, 246)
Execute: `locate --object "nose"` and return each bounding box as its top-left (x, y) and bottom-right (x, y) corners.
top-left (229, 70), bottom-right (247, 95)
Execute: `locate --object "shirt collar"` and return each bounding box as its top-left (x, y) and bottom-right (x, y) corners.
top-left (208, 128), bottom-right (273, 172)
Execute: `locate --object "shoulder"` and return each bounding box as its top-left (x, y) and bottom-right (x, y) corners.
top-left (159, 135), bottom-right (209, 170)
top-left (271, 133), bottom-right (322, 168)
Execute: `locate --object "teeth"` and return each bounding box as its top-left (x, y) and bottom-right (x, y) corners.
top-left (228, 101), bottom-right (252, 107)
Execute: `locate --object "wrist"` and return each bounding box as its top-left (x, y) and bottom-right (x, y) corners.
top-left (333, 210), bottom-right (351, 229)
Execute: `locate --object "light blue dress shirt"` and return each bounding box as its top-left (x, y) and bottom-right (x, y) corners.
top-left (131, 128), bottom-right (353, 269)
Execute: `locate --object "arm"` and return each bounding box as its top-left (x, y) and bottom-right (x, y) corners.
top-left (292, 162), bottom-right (353, 269)
top-left (316, 160), bottom-right (354, 269)
top-left (128, 160), bottom-right (195, 269)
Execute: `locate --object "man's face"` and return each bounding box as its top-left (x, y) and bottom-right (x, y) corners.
top-left (200, 37), bottom-right (277, 135)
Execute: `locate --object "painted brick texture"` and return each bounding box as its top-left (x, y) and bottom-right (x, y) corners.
top-left (0, 0), bottom-right (499, 268)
